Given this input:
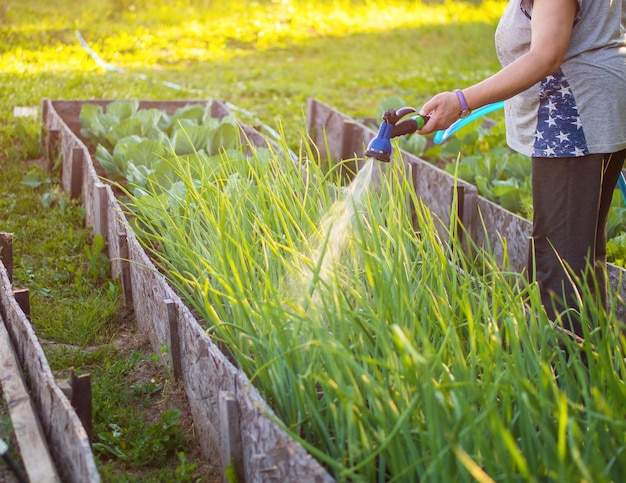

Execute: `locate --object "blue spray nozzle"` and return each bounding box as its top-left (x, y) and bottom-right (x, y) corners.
top-left (365, 107), bottom-right (428, 162)
top-left (365, 120), bottom-right (394, 162)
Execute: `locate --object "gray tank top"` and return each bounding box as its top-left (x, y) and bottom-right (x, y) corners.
top-left (495, 0), bottom-right (626, 157)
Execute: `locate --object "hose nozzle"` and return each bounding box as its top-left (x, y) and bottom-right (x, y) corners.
top-left (365, 107), bottom-right (428, 162)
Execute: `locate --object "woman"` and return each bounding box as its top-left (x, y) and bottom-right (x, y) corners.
top-left (417, 0), bottom-right (626, 337)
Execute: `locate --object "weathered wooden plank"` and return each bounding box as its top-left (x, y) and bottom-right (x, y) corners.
top-left (234, 370), bottom-right (334, 483)
top-left (177, 302), bottom-right (231, 471)
top-left (306, 98), bottom-right (361, 178)
top-left (473, 196), bottom-right (532, 273)
top-left (0, 314), bottom-right (61, 483)
top-left (48, 99), bottom-right (209, 137)
top-left (0, 260), bottom-right (100, 483)
top-left (126, 232), bottom-right (171, 357)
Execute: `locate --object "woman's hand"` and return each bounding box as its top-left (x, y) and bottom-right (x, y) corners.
top-left (417, 91), bottom-right (465, 135)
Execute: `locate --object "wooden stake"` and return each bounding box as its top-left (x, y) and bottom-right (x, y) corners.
top-left (46, 128), bottom-right (60, 171)
top-left (70, 370), bottom-right (93, 444)
top-left (12, 288), bottom-right (30, 320)
top-left (453, 184), bottom-right (466, 245)
top-left (166, 299), bottom-right (182, 380)
top-left (219, 391), bottom-right (244, 483)
top-left (70, 147), bottom-right (84, 199)
top-left (0, 232), bottom-right (13, 283)
top-left (118, 231), bottom-right (134, 308)
top-left (95, 183), bottom-right (109, 243)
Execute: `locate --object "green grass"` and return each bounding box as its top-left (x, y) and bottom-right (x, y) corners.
top-left (0, 121), bottom-right (122, 344)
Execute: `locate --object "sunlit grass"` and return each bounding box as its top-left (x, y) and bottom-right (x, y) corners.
top-left (0, 0), bottom-right (506, 142)
top-left (34, 288), bottom-right (122, 346)
top-left (2, 1), bottom-right (506, 73)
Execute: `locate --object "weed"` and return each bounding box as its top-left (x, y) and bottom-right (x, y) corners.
top-left (224, 460), bottom-right (239, 483)
top-left (83, 234), bottom-right (111, 282)
top-left (34, 286), bottom-right (122, 345)
top-left (175, 452), bottom-right (199, 482)
top-left (47, 344), bottom-right (118, 371)
top-left (14, 119), bottom-right (42, 160)
top-left (0, 402), bottom-right (14, 446)
top-left (90, 351), bottom-right (188, 469)
top-left (94, 409), bottom-right (185, 466)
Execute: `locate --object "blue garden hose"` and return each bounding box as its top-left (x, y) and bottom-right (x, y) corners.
top-left (618, 171), bottom-right (626, 206)
top-left (433, 101), bottom-right (626, 205)
top-left (433, 101), bottom-right (505, 145)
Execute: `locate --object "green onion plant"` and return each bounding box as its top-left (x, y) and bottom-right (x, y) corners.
top-left (123, 129), bottom-right (626, 482)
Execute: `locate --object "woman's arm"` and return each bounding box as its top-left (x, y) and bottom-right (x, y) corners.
top-left (417, 0), bottom-right (578, 134)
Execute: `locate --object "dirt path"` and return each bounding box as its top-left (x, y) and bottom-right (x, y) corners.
top-left (111, 326), bottom-right (221, 481)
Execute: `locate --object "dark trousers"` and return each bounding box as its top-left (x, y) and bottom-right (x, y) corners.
top-left (529, 149), bottom-right (626, 336)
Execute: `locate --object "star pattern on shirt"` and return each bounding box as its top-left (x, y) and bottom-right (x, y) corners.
top-left (533, 69), bottom-right (588, 158)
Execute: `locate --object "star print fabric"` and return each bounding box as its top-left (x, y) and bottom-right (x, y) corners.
top-left (533, 70), bottom-right (588, 158)
top-left (494, 0), bottom-right (626, 158)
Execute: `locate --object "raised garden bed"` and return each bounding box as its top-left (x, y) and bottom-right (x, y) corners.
top-left (39, 97), bottom-right (626, 482)
top-left (42, 99), bottom-right (333, 482)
